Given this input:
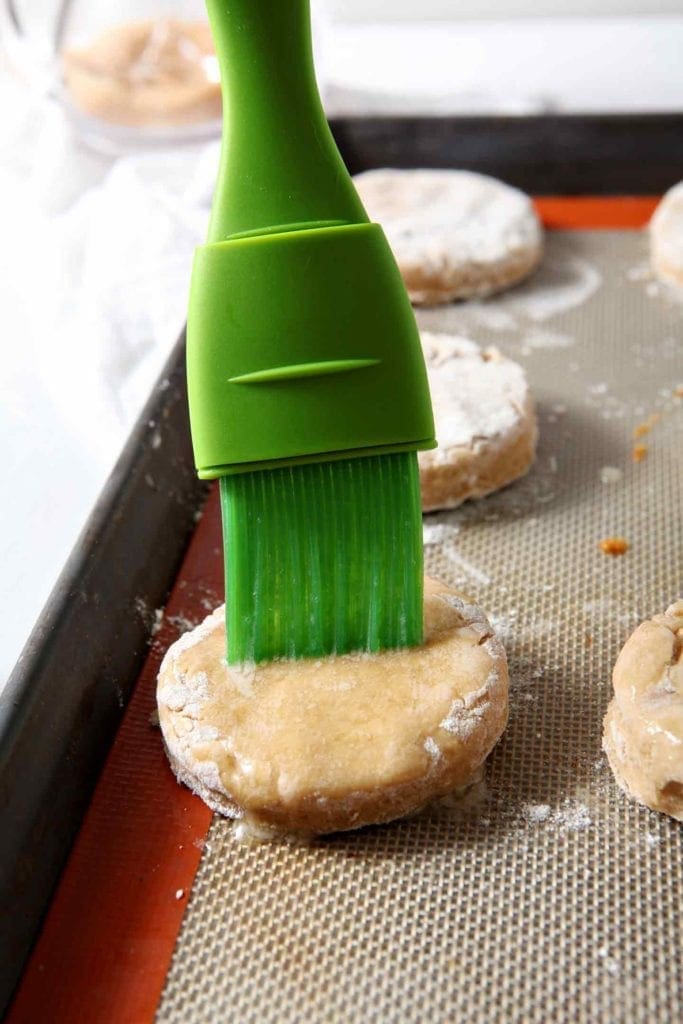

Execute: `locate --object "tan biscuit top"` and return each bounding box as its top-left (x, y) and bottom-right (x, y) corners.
top-left (420, 332), bottom-right (531, 463)
top-left (612, 601), bottom-right (683, 752)
top-left (650, 182), bottom-right (683, 287)
top-left (157, 578), bottom-right (508, 830)
top-left (353, 168), bottom-right (542, 303)
top-left (62, 19), bottom-right (221, 127)
top-left (604, 601), bottom-right (683, 819)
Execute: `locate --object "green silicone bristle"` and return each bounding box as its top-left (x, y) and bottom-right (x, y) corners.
top-left (220, 452), bottom-right (424, 664)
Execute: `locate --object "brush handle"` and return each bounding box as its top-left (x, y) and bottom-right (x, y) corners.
top-left (205, 0), bottom-right (367, 242)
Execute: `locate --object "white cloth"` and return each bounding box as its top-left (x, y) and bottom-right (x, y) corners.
top-left (0, 77), bottom-right (219, 685)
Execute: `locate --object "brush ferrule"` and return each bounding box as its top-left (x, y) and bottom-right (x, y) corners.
top-left (187, 222), bottom-right (436, 479)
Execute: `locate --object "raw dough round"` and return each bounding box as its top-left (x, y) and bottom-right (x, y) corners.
top-left (157, 577), bottom-right (508, 835)
top-left (62, 20), bottom-right (221, 127)
top-left (353, 168), bottom-right (543, 304)
top-left (419, 332), bottom-right (537, 512)
top-left (650, 182), bottom-right (683, 287)
top-left (602, 601), bottom-right (683, 821)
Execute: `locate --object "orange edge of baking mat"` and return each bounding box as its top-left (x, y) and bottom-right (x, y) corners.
top-left (7, 487), bottom-right (222, 1024)
top-left (534, 195), bottom-right (658, 229)
top-left (7, 196), bottom-right (659, 1024)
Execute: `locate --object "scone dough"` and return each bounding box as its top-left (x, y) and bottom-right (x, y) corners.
top-left (63, 20), bottom-right (221, 127)
top-left (354, 168), bottom-right (543, 304)
top-left (157, 577), bottom-right (508, 835)
top-left (419, 332), bottom-right (537, 512)
top-left (603, 601), bottom-right (683, 820)
top-left (650, 182), bottom-right (683, 287)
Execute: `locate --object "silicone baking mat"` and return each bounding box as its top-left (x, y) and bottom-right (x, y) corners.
top-left (157, 228), bottom-right (683, 1024)
top-left (8, 203), bottom-right (683, 1024)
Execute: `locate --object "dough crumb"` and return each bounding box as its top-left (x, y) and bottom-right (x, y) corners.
top-left (175, 889), bottom-right (185, 900)
top-left (632, 443), bottom-right (648, 463)
top-left (599, 537), bottom-right (629, 556)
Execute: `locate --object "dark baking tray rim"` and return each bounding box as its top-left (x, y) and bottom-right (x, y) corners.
top-left (330, 112), bottom-right (683, 193)
top-left (1, 112), bottom-right (682, 1015)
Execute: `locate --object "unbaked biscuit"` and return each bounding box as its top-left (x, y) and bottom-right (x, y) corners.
top-left (157, 577), bottom-right (508, 836)
top-left (354, 168), bottom-right (543, 304)
top-left (419, 332), bottom-right (537, 512)
top-left (650, 182), bottom-right (683, 287)
top-left (602, 601), bottom-right (683, 820)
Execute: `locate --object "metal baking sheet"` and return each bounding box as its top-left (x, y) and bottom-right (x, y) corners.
top-left (331, 113), bottom-right (683, 194)
top-left (157, 231), bottom-right (683, 1024)
top-left (0, 336), bottom-right (208, 1012)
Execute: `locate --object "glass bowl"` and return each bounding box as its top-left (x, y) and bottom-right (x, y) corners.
top-left (2, 0), bottom-right (223, 152)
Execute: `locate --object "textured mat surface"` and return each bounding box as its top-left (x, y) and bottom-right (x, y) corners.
top-left (157, 232), bottom-right (683, 1024)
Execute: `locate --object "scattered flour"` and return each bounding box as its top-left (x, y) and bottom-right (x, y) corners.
top-left (520, 327), bottom-right (575, 355)
top-left (502, 253), bottom-right (602, 322)
top-left (526, 803), bottom-right (551, 823)
top-left (600, 466), bottom-right (623, 485)
top-left (134, 597), bottom-right (164, 637)
top-left (464, 305), bottom-right (518, 332)
top-left (488, 610), bottom-right (518, 644)
top-left (439, 677), bottom-right (494, 740)
top-left (557, 801), bottom-right (592, 831)
top-left (523, 799), bottom-right (592, 832)
top-left (423, 521), bottom-right (460, 546)
top-left (421, 333), bottom-right (529, 453)
top-left (582, 599), bottom-right (640, 629)
top-left (626, 263), bottom-right (651, 283)
top-left (424, 736), bottom-right (442, 760)
top-left (167, 613), bottom-right (201, 634)
top-left (597, 946), bottom-right (621, 977)
top-left (441, 548), bottom-right (491, 587)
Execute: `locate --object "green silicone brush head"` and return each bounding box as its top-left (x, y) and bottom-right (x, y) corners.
top-left (188, 0), bottom-right (435, 663)
top-left (221, 454), bottom-right (423, 664)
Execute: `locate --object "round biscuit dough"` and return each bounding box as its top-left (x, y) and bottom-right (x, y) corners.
top-left (353, 168), bottom-right (543, 304)
top-left (650, 182), bottom-right (683, 288)
top-left (419, 332), bottom-right (537, 512)
top-left (602, 601), bottom-right (683, 821)
top-left (157, 577), bottom-right (508, 835)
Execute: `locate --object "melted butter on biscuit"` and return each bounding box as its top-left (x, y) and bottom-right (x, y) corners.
top-left (158, 578), bottom-right (508, 834)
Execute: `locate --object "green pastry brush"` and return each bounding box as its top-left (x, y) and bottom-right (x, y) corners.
top-left (187, 0), bottom-right (435, 664)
